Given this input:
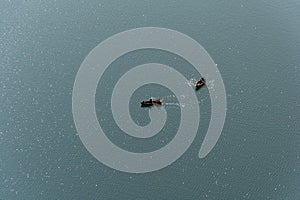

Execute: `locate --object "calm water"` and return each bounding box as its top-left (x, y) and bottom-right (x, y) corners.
top-left (1, 0), bottom-right (299, 199)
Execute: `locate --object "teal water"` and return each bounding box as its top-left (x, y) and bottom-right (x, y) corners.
top-left (1, 1), bottom-right (299, 199)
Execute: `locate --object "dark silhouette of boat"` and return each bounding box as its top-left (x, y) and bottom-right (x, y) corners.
top-left (140, 98), bottom-right (162, 107)
top-left (195, 78), bottom-right (206, 90)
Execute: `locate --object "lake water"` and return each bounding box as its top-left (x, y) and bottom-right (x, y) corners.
top-left (1, 0), bottom-right (299, 199)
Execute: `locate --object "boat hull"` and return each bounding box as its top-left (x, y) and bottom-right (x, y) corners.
top-left (140, 99), bottom-right (162, 107)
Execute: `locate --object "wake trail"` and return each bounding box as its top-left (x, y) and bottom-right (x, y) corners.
top-left (160, 78), bottom-right (214, 107)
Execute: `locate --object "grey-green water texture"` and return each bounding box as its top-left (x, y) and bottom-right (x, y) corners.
top-left (1, 0), bottom-right (299, 199)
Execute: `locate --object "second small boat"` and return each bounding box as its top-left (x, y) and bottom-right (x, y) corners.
top-left (195, 78), bottom-right (206, 90)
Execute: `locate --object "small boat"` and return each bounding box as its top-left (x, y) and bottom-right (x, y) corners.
top-left (195, 78), bottom-right (206, 90)
top-left (140, 98), bottom-right (162, 107)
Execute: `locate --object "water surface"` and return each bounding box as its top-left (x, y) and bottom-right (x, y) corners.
top-left (1, 0), bottom-right (299, 199)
